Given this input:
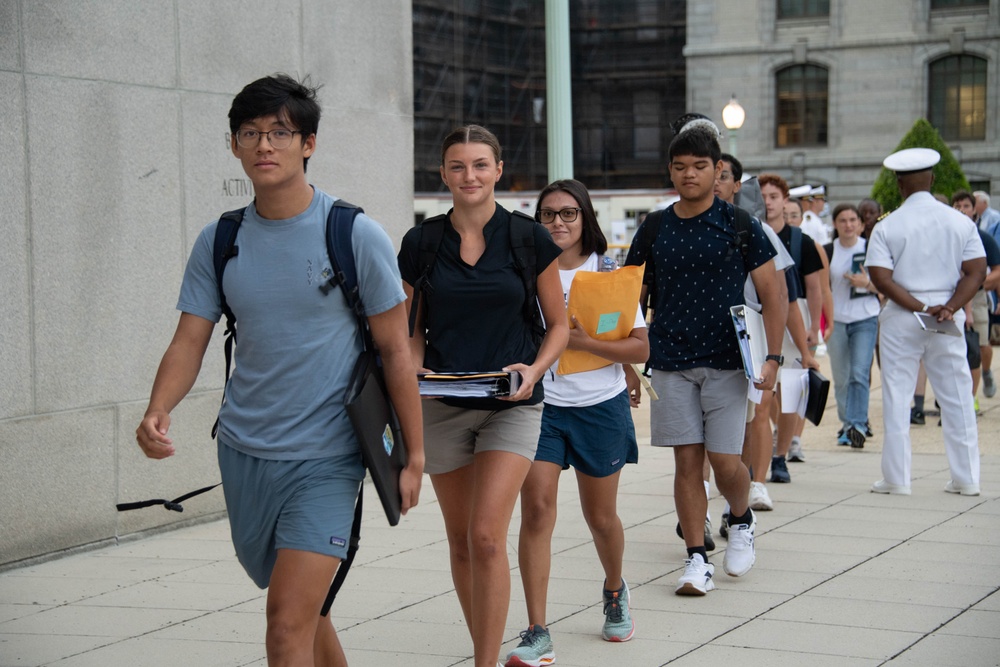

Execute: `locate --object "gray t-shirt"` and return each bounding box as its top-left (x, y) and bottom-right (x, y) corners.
top-left (178, 188), bottom-right (406, 460)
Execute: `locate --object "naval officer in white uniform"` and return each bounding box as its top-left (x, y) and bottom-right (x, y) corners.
top-left (865, 147), bottom-right (986, 496)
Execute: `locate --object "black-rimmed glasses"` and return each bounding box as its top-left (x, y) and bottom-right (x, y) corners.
top-left (538, 207), bottom-right (582, 224)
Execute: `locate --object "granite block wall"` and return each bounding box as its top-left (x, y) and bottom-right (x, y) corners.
top-left (0, 0), bottom-right (414, 567)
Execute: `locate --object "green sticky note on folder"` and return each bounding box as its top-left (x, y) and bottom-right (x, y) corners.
top-left (596, 312), bottom-right (621, 335)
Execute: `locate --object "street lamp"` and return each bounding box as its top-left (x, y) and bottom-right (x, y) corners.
top-left (722, 95), bottom-right (746, 157)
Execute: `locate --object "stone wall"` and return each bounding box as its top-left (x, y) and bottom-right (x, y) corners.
top-left (0, 0), bottom-right (414, 567)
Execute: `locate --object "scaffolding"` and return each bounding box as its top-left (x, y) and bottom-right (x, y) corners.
top-left (413, 0), bottom-right (687, 193)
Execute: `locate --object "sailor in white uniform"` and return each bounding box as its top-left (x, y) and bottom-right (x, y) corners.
top-left (865, 148), bottom-right (986, 496)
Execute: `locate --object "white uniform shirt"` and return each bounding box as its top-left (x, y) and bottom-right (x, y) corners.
top-left (544, 253), bottom-right (646, 408)
top-left (801, 210), bottom-right (831, 245)
top-left (865, 191), bottom-right (985, 306)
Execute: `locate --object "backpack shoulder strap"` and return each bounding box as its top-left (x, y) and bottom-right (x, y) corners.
top-left (322, 199), bottom-right (366, 338)
top-left (509, 211), bottom-right (545, 344)
top-left (789, 224), bottom-right (803, 267)
top-left (408, 214), bottom-right (448, 337)
top-left (211, 207), bottom-right (246, 439)
top-left (732, 205), bottom-right (753, 260)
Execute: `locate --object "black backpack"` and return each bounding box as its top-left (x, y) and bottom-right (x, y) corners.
top-left (407, 210), bottom-right (545, 344)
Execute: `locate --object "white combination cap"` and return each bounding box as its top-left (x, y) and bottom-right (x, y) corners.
top-left (883, 148), bottom-right (940, 173)
top-left (809, 185), bottom-right (826, 198)
top-left (788, 184), bottom-right (812, 198)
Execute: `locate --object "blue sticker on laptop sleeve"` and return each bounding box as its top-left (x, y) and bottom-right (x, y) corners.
top-left (382, 425), bottom-right (394, 455)
top-left (596, 312), bottom-right (621, 335)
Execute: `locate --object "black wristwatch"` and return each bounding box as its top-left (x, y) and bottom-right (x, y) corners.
top-left (765, 354), bottom-right (784, 366)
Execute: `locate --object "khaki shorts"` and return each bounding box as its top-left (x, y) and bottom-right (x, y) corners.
top-left (971, 290), bottom-right (989, 344)
top-left (422, 400), bottom-right (543, 474)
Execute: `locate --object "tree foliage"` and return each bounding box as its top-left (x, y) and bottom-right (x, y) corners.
top-left (870, 118), bottom-right (970, 212)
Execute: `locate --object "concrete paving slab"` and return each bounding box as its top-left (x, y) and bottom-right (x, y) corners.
top-left (668, 644), bottom-right (881, 666)
top-left (887, 634), bottom-right (1000, 665)
top-left (716, 617), bottom-right (921, 660)
top-left (761, 594), bottom-right (962, 633)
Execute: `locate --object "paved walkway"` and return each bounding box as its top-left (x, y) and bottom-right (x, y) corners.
top-left (2, 357), bottom-right (999, 666)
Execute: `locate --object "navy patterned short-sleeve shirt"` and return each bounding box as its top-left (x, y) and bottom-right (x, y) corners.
top-left (626, 198), bottom-right (776, 372)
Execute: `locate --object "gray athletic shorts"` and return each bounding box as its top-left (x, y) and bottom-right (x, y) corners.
top-left (649, 368), bottom-right (748, 454)
top-left (218, 441), bottom-right (365, 589)
top-left (422, 400), bottom-right (543, 474)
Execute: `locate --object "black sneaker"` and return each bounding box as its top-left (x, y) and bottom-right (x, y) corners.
top-left (847, 426), bottom-right (866, 449)
top-left (864, 421), bottom-right (874, 438)
top-left (910, 408), bottom-right (925, 425)
top-left (770, 455), bottom-right (791, 483)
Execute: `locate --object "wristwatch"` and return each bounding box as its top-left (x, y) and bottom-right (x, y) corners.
top-left (921, 304), bottom-right (929, 312)
top-left (765, 354), bottom-right (784, 366)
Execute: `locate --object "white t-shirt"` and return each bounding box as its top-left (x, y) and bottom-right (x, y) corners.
top-left (744, 221), bottom-right (795, 309)
top-left (829, 237), bottom-right (880, 323)
top-left (543, 253), bottom-right (646, 408)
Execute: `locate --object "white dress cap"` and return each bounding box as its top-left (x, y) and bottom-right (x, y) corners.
top-left (788, 184), bottom-right (812, 198)
top-left (809, 185), bottom-right (826, 197)
top-left (883, 147), bottom-right (941, 173)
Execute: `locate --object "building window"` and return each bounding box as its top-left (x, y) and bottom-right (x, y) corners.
top-left (775, 64), bottom-right (828, 147)
top-left (777, 0), bottom-right (830, 19)
top-left (928, 55), bottom-right (987, 141)
top-left (931, 0), bottom-right (987, 8)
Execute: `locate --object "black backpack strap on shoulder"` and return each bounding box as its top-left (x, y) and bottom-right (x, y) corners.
top-left (211, 207), bottom-right (247, 439)
top-left (321, 199), bottom-right (365, 331)
top-left (789, 224), bottom-right (803, 267)
top-left (733, 205), bottom-right (752, 261)
top-left (509, 211), bottom-right (545, 344)
top-left (408, 214), bottom-right (447, 337)
top-left (632, 209), bottom-right (664, 312)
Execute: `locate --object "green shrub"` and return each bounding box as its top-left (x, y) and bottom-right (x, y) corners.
top-left (870, 118), bottom-right (970, 212)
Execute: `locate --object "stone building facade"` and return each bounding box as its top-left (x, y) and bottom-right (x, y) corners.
top-left (685, 0), bottom-right (999, 204)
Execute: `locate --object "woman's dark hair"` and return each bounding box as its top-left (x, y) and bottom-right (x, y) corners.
top-left (535, 179), bottom-right (607, 256)
top-left (951, 190), bottom-right (975, 208)
top-left (441, 124), bottom-right (502, 165)
top-left (228, 74), bottom-right (321, 170)
top-left (831, 203), bottom-right (860, 240)
top-left (667, 126), bottom-right (721, 164)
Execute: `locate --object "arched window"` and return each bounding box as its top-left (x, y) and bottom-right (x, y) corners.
top-left (775, 64), bottom-right (828, 147)
top-left (928, 55), bottom-right (987, 140)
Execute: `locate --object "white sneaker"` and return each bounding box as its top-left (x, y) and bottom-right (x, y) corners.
top-left (723, 510), bottom-right (756, 577)
top-left (748, 482), bottom-right (773, 511)
top-left (675, 553), bottom-right (715, 595)
top-left (944, 480), bottom-right (980, 496)
top-left (871, 479), bottom-right (911, 495)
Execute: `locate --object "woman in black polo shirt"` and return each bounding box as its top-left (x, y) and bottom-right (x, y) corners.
top-left (398, 124), bottom-right (568, 667)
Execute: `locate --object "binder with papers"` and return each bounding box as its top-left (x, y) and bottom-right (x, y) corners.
top-left (913, 312), bottom-right (961, 337)
top-left (417, 371), bottom-right (522, 398)
top-left (731, 304), bottom-right (767, 383)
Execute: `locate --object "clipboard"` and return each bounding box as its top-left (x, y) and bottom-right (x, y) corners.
top-left (731, 304), bottom-right (767, 383)
top-left (417, 371), bottom-right (522, 398)
top-left (913, 312), bottom-right (961, 337)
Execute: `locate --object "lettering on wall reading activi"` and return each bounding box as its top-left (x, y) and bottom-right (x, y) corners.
top-left (223, 178), bottom-right (254, 197)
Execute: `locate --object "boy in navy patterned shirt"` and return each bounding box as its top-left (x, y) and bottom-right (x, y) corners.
top-left (625, 127), bottom-right (785, 595)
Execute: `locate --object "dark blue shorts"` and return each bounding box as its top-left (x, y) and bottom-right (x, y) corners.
top-left (536, 390), bottom-right (638, 478)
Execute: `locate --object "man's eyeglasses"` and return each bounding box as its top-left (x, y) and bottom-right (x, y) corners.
top-left (235, 128), bottom-right (302, 150)
top-left (538, 207), bottom-right (582, 224)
